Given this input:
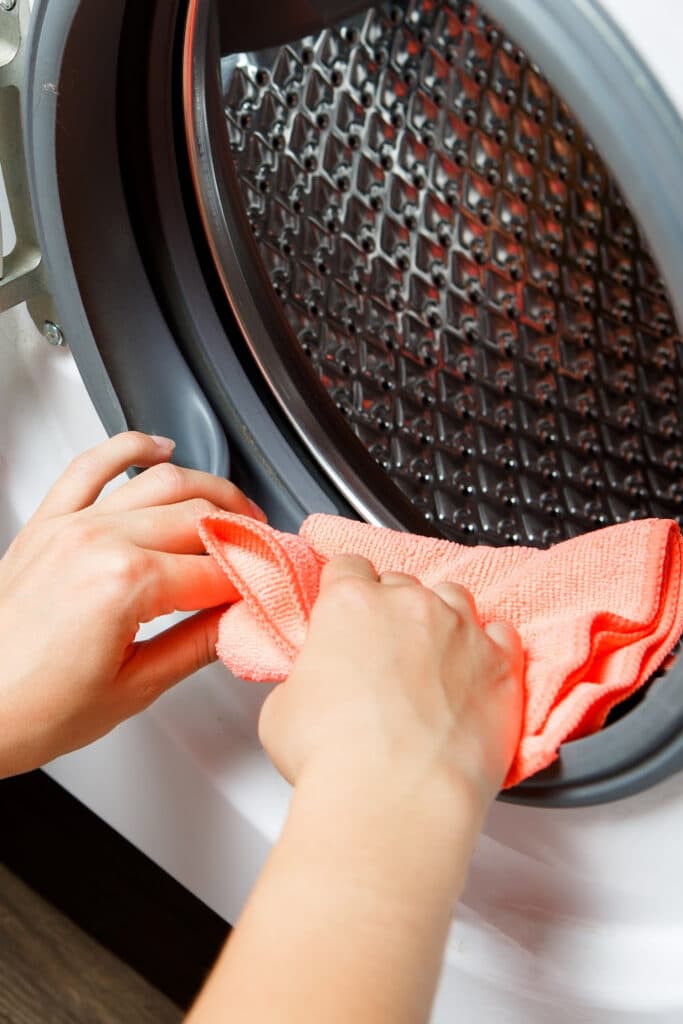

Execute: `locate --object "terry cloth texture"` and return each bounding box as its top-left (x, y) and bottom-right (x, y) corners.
top-left (199, 513), bottom-right (683, 786)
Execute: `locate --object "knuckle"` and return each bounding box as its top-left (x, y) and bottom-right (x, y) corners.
top-left (64, 517), bottom-right (100, 550)
top-left (219, 479), bottom-right (240, 504)
top-left (67, 431), bottom-right (151, 478)
top-left (68, 449), bottom-right (99, 478)
top-left (315, 575), bottom-right (374, 621)
top-left (320, 556), bottom-right (377, 593)
top-left (123, 430), bottom-right (152, 447)
top-left (128, 675), bottom-right (158, 713)
top-left (332, 576), bottom-right (374, 611)
top-left (481, 636), bottom-right (512, 684)
top-left (105, 545), bottom-right (145, 591)
top-left (187, 626), bottom-right (214, 678)
top-left (496, 645), bottom-right (518, 686)
top-left (381, 571), bottom-right (418, 586)
top-left (189, 497), bottom-right (218, 520)
top-left (113, 430), bottom-right (150, 453)
top-left (320, 555), bottom-right (355, 580)
top-left (148, 461), bottom-right (185, 497)
top-left (438, 583), bottom-right (477, 623)
top-left (409, 586), bottom-right (441, 625)
top-left (444, 581), bottom-right (473, 608)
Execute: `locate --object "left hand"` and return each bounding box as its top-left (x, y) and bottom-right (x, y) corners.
top-left (0, 431), bottom-right (265, 777)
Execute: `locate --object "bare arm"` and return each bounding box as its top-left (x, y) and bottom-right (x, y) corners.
top-left (188, 770), bottom-right (479, 1024)
top-left (0, 438), bottom-right (521, 1022)
top-left (187, 558), bottom-right (523, 1023)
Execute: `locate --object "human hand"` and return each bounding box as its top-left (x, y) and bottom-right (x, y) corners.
top-left (0, 431), bottom-right (265, 777)
top-left (259, 554), bottom-right (524, 822)
top-left (192, 557), bottom-right (524, 1024)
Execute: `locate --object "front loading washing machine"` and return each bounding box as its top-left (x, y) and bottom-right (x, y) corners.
top-left (2, 0), bottom-right (683, 1018)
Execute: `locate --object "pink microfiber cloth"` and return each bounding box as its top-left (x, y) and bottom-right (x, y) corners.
top-left (198, 513), bottom-right (683, 786)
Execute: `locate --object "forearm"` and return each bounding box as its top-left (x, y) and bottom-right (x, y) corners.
top-left (187, 765), bottom-right (481, 1024)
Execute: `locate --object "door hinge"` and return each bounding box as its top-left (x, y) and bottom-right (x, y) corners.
top-left (0, 0), bottom-right (62, 340)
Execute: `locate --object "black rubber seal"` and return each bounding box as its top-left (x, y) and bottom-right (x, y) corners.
top-left (24, 0), bottom-right (230, 477)
top-left (23, 0), bottom-right (344, 528)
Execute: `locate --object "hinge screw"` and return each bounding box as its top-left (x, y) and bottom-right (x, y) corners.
top-left (43, 321), bottom-right (65, 346)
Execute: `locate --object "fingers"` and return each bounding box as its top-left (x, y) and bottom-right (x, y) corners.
top-left (140, 551), bottom-right (241, 619)
top-left (108, 499), bottom-right (225, 554)
top-left (485, 621), bottom-right (524, 674)
top-left (321, 563), bottom-right (480, 630)
top-left (98, 461), bottom-right (265, 521)
top-left (320, 554), bottom-right (378, 589)
top-left (431, 581), bottom-right (480, 624)
top-left (379, 571), bottom-right (419, 587)
top-left (119, 607), bottom-right (223, 710)
top-left (484, 621), bottom-right (525, 769)
top-left (32, 431), bottom-right (176, 521)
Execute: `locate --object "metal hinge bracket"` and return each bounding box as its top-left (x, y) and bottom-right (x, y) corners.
top-left (0, 0), bottom-right (63, 342)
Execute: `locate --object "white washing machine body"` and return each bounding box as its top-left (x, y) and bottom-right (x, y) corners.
top-left (2, 1), bottom-right (683, 1021)
top-left (4, 263), bottom-right (683, 1024)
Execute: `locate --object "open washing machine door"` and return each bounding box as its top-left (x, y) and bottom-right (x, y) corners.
top-left (3, 0), bottom-right (683, 1019)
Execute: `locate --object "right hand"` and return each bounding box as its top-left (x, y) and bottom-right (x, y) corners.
top-left (259, 555), bottom-right (524, 822)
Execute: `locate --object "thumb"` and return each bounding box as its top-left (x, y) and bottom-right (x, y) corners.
top-left (119, 606), bottom-right (224, 712)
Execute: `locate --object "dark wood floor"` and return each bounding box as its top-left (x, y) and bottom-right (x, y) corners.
top-left (0, 772), bottom-right (231, 1021)
top-left (0, 863), bottom-right (182, 1024)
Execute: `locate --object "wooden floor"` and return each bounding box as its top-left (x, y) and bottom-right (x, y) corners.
top-left (0, 772), bottom-right (230, 1023)
top-left (0, 864), bottom-right (182, 1024)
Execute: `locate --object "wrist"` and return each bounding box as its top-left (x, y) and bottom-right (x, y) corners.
top-left (287, 750), bottom-right (484, 915)
top-left (296, 730), bottom-right (491, 842)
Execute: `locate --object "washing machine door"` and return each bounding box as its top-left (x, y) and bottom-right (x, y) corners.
top-left (11, 0), bottom-right (683, 805)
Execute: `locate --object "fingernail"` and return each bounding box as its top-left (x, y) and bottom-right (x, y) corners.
top-left (248, 498), bottom-right (268, 523)
top-left (150, 435), bottom-right (176, 451)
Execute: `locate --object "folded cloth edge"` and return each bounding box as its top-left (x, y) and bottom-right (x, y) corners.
top-left (199, 511), bottom-right (683, 788)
